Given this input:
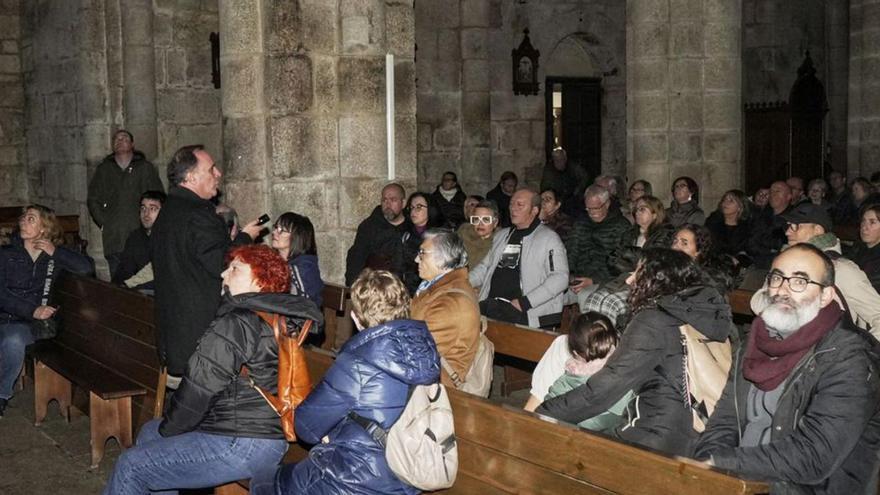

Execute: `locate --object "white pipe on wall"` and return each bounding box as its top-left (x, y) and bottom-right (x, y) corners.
top-left (386, 53), bottom-right (395, 180)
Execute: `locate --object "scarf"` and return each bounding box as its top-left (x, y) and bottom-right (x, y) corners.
top-left (743, 303), bottom-right (842, 391)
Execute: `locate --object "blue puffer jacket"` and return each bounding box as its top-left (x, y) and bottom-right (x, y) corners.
top-left (274, 319), bottom-right (440, 495)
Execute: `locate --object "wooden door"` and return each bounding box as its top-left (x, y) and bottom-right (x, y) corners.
top-left (546, 78), bottom-right (602, 181)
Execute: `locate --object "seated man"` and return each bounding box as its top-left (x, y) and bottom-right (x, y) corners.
top-left (566, 185), bottom-right (630, 309)
top-left (469, 188), bottom-right (569, 327)
top-left (777, 202), bottom-right (880, 339)
top-left (112, 190), bottom-right (165, 291)
top-left (344, 183), bottom-right (410, 285)
top-left (695, 244), bottom-right (880, 494)
top-left (747, 181), bottom-right (792, 268)
top-left (411, 228), bottom-right (480, 390)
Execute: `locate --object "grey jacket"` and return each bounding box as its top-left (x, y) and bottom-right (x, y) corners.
top-left (469, 223), bottom-right (569, 327)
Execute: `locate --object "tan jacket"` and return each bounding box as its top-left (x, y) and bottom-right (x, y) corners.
top-left (411, 268), bottom-right (481, 387)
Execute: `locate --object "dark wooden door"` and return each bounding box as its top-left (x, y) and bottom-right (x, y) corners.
top-left (744, 102), bottom-right (790, 194)
top-left (545, 78), bottom-right (602, 181)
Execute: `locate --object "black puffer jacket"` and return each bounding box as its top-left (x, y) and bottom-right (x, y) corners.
top-left (609, 222), bottom-right (675, 276)
top-left (431, 186), bottom-right (466, 229)
top-left (536, 286), bottom-right (732, 456)
top-left (850, 242), bottom-right (880, 293)
top-left (694, 322), bottom-right (880, 495)
top-left (159, 292), bottom-right (323, 439)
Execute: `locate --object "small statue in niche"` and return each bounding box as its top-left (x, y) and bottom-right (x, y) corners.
top-left (512, 29), bottom-right (540, 95)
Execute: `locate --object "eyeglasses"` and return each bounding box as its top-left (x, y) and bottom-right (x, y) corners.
top-left (785, 222), bottom-right (800, 232)
top-left (766, 272), bottom-right (826, 293)
top-left (635, 206), bottom-right (652, 213)
top-left (416, 249), bottom-right (433, 259)
top-left (410, 204), bottom-right (428, 211)
top-left (585, 200), bottom-right (609, 212)
top-left (470, 215), bottom-right (495, 225)
top-left (273, 225), bottom-right (291, 234)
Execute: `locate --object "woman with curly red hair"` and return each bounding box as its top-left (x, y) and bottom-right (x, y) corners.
top-left (104, 244), bottom-right (322, 494)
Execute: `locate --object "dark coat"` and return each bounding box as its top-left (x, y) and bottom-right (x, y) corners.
top-left (431, 186), bottom-right (466, 229)
top-left (850, 242), bottom-right (880, 293)
top-left (344, 206), bottom-right (412, 286)
top-left (536, 286), bottom-right (732, 456)
top-left (0, 235), bottom-right (93, 324)
top-left (747, 205), bottom-right (789, 269)
top-left (666, 200), bottom-right (705, 227)
top-left (694, 322), bottom-right (880, 495)
top-left (111, 227), bottom-right (151, 287)
top-left (288, 254), bottom-right (323, 307)
top-left (542, 210), bottom-right (574, 244)
top-left (486, 184), bottom-right (512, 228)
top-left (160, 292), bottom-right (322, 439)
top-left (705, 210), bottom-right (752, 261)
top-left (608, 222), bottom-right (675, 276)
top-left (274, 319), bottom-right (440, 495)
top-left (87, 151), bottom-right (164, 255)
top-left (566, 208), bottom-right (631, 283)
top-left (150, 186), bottom-right (252, 375)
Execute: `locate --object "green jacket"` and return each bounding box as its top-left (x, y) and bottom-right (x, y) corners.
top-left (566, 209), bottom-right (630, 283)
top-left (546, 372), bottom-right (632, 432)
top-left (87, 151), bottom-right (164, 255)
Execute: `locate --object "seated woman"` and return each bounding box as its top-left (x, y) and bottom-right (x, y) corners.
top-left (672, 223), bottom-right (738, 294)
top-left (705, 189), bottom-right (752, 267)
top-left (263, 269), bottom-right (440, 495)
top-left (456, 199), bottom-right (499, 268)
top-left (540, 188), bottom-right (574, 242)
top-left (401, 192), bottom-right (444, 294)
top-left (622, 179), bottom-right (652, 223)
top-left (103, 244), bottom-right (321, 494)
top-left (850, 204), bottom-right (880, 292)
top-left (666, 176), bottom-right (705, 227)
top-left (411, 229), bottom-right (481, 390)
top-left (536, 248), bottom-right (732, 456)
top-left (271, 212), bottom-right (324, 306)
top-left (0, 205), bottom-right (92, 416)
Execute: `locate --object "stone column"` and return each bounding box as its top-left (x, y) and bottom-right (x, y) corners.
top-left (0, 3), bottom-right (26, 206)
top-left (121, 0), bottom-right (158, 159)
top-left (626, 0), bottom-right (742, 207)
top-left (217, 0), bottom-right (270, 223)
top-left (848, 0), bottom-right (880, 177)
top-left (825, 0), bottom-right (848, 171)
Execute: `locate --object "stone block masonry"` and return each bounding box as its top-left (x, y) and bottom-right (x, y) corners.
top-left (0, 3), bottom-right (25, 206)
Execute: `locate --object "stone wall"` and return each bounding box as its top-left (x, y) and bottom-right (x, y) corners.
top-left (0, 0), bottom-right (25, 206)
top-left (154, 0), bottom-right (222, 171)
top-left (848, 0), bottom-right (880, 179)
top-left (415, 0), bottom-right (626, 197)
top-left (219, 0), bottom-right (417, 284)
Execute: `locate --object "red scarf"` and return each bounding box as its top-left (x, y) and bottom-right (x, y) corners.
top-left (743, 303), bottom-right (842, 391)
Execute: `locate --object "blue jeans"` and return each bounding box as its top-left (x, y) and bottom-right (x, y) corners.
top-left (0, 322), bottom-right (33, 399)
top-left (103, 419), bottom-right (288, 495)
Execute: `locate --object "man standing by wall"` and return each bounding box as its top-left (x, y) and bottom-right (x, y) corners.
top-left (87, 130), bottom-right (164, 275)
top-left (344, 183), bottom-right (411, 286)
top-left (150, 145), bottom-right (261, 384)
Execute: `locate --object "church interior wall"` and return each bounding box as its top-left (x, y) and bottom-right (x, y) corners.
top-left (0, 0), bottom-right (25, 206)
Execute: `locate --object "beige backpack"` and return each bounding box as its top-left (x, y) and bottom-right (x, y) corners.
top-left (441, 316), bottom-right (494, 397)
top-left (677, 323), bottom-right (733, 432)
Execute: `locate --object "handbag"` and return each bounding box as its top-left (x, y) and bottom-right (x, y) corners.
top-left (30, 259), bottom-right (58, 341)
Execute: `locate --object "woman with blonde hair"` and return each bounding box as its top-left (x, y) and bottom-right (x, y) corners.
top-left (0, 205), bottom-right (92, 416)
top-left (265, 269), bottom-right (440, 494)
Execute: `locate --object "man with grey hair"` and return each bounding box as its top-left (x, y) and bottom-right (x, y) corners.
top-left (412, 229), bottom-right (481, 389)
top-left (566, 184), bottom-right (630, 309)
top-left (469, 188), bottom-right (569, 327)
top-left (695, 244), bottom-right (880, 493)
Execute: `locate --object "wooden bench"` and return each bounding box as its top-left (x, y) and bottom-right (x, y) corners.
top-left (318, 283), bottom-right (351, 352)
top-left (216, 346), bottom-right (768, 495)
top-left (30, 272), bottom-right (164, 469)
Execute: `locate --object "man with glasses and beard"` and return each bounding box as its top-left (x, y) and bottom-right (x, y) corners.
top-left (694, 244), bottom-right (880, 494)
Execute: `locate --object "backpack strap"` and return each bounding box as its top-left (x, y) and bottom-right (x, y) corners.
top-left (348, 411), bottom-right (389, 448)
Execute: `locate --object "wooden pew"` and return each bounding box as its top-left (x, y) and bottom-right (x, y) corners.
top-left (216, 347), bottom-right (768, 495)
top-left (319, 283), bottom-right (350, 352)
top-left (30, 272), bottom-right (164, 468)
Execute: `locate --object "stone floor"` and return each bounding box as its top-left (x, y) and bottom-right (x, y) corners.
top-left (0, 373), bottom-right (530, 495)
top-left (1, 384), bottom-right (117, 495)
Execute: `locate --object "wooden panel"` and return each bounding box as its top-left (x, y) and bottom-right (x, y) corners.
top-left (485, 319), bottom-right (560, 363)
top-left (56, 274), bottom-right (155, 323)
top-left (321, 284), bottom-right (348, 312)
top-left (730, 289), bottom-right (754, 318)
top-left (58, 321), bottom-right (159, 388)
top-left (35, 344), bottom-right (146, 399)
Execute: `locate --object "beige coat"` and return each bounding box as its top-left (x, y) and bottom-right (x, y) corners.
top-left (411, 268), bottom-right (481, 387)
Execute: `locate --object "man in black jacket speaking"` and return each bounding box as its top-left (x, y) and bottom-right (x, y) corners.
top-left (150, 145), bottom-right (262, 383)
top-left (694, 244), bottom-right (880, 494)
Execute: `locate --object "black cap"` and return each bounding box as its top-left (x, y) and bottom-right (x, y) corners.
top-left (782, 202), bottom-right (833, 232)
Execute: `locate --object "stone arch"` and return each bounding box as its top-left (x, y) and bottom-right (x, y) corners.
top-left (543, 32), bottom-right (625, 176)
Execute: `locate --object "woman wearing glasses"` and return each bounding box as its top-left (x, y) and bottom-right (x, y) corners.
top-left (271, 212), bottom-right (323, 307)
top-left (457, 199), bottom-right (500, 268)
top-left (401, 192), bottom-right (443, 294)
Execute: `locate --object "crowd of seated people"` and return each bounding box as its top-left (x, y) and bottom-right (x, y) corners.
top-left (10, 139), bottom-right (880, 494)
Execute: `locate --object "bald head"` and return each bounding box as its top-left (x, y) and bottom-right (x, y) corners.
top-left (510, 188), bottom-right (540, 229)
